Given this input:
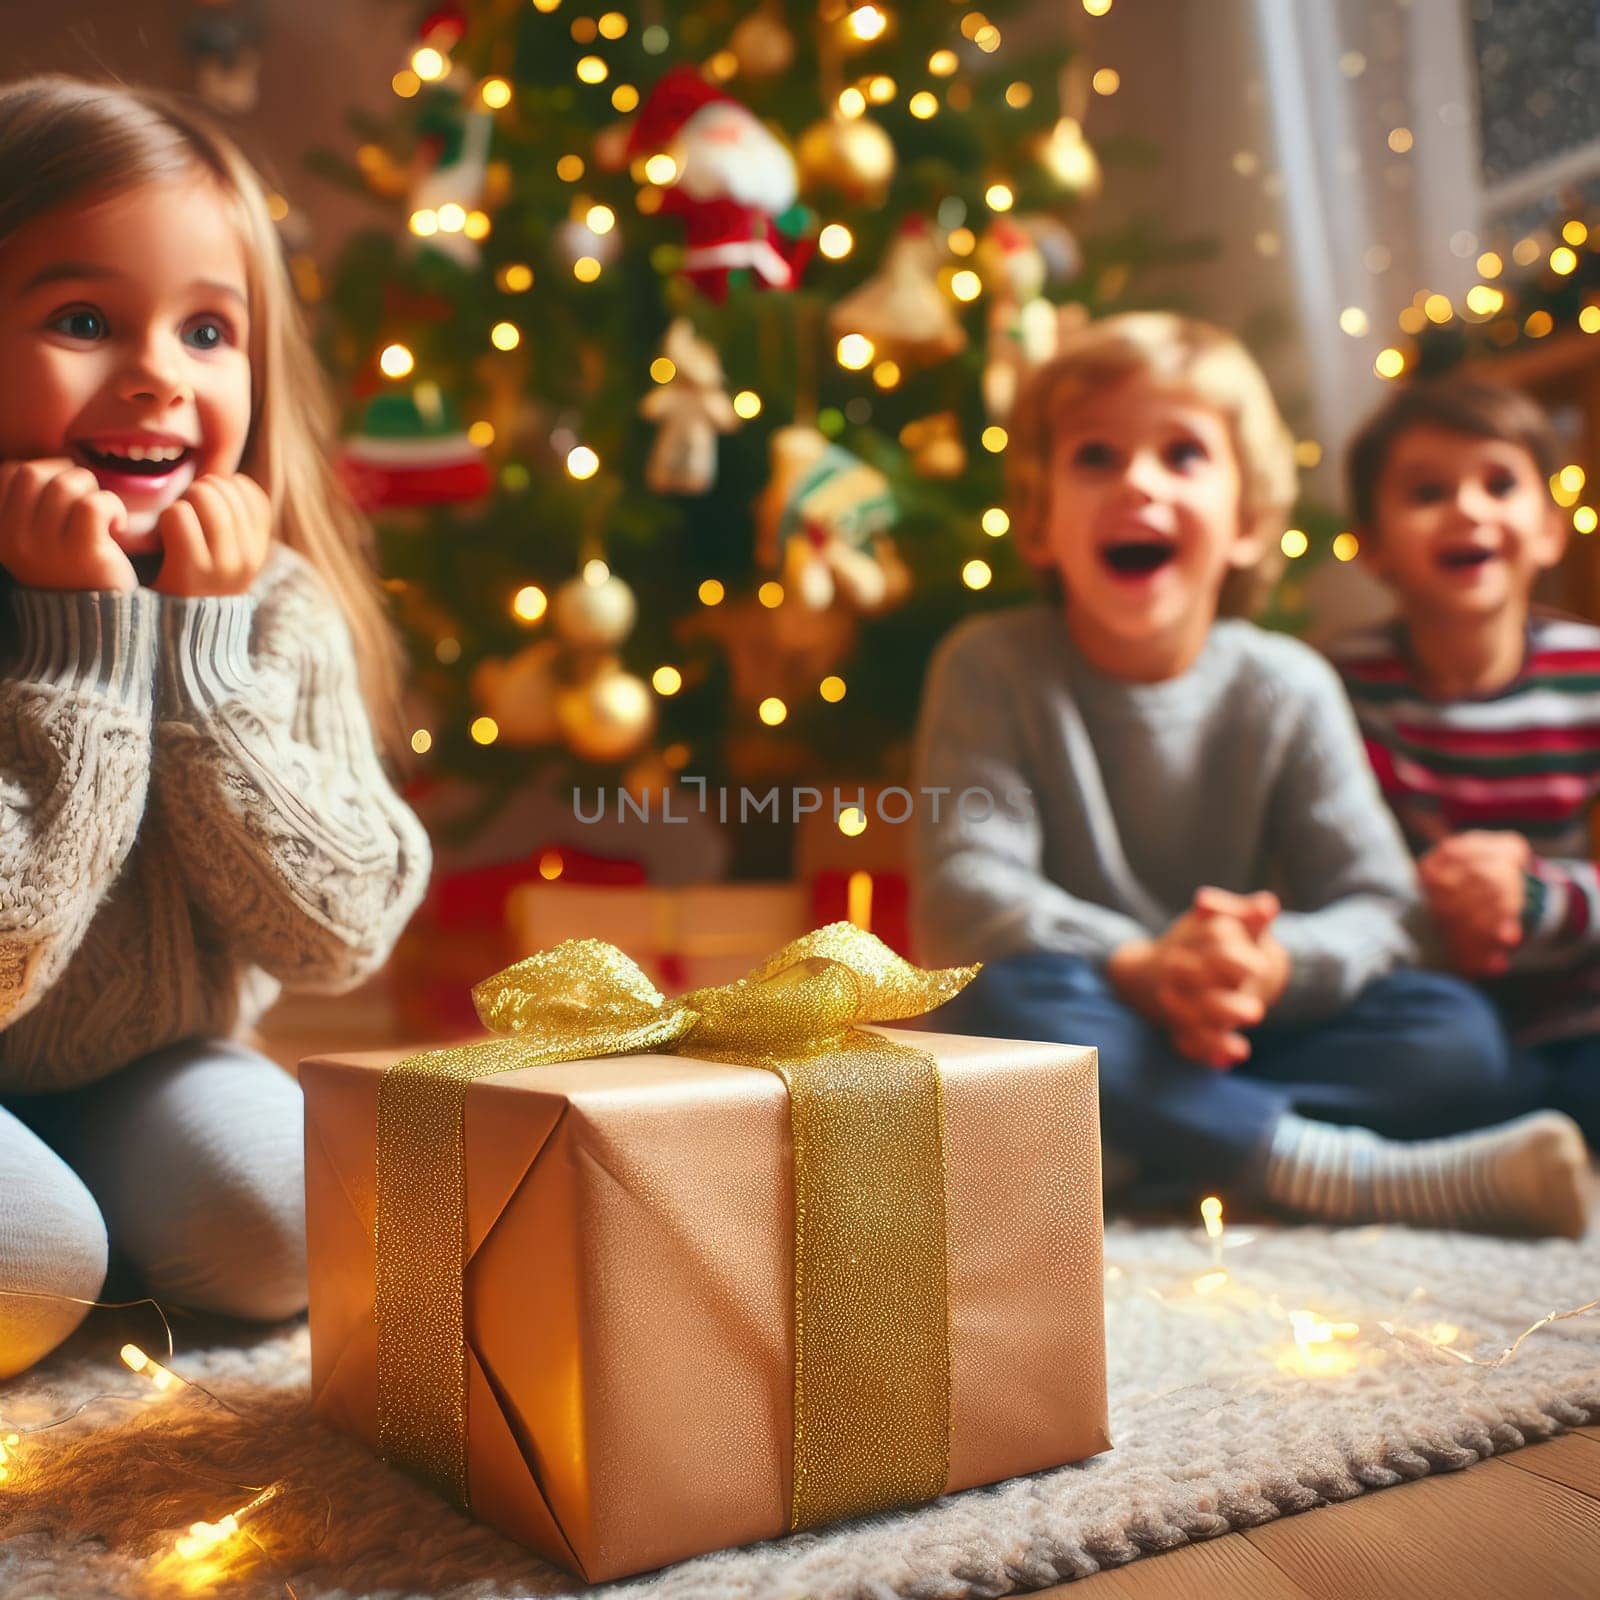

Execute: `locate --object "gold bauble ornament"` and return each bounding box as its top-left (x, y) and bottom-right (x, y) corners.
top-left (556, 664), bottom-right (656, 763)
top-left (730, 10), bottom-right (796, 78)
top-left (797, 113), bottom-right (896, 205)
top-left (552, 571), bottom-right (637, 648)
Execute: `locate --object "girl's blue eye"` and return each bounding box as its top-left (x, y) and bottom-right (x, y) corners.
top-left (1072, 440), bottom-right (1116, 469)
top-left (1167, 438), bottom-right (1207, 468)
top-left (50, 308), bottom-right (105, 340)
top-left (1410, 482), bottom-right (1447, 504)
top-left (1486, 470), bottom-right (1517, 498)
top-left (183, 317), bottom-right (230, 351)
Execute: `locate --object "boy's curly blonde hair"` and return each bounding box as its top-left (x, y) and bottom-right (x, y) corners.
top-left (1006, 311), bottom-right (1299, 615)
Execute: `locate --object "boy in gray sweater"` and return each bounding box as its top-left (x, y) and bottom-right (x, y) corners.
top-left (912, 312), bottom-right (1587, 1236)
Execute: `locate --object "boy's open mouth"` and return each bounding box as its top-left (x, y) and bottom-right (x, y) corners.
top-left (1101, 540), bottom-right (1178, 577)
top-left (1437, 546), bottom-right (1498, 571)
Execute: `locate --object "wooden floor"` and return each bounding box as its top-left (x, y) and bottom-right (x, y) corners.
top-left (1055, 1427), bottom-right (1600, 1600)
top-left (259, 988), bottom-right (1600, 1600)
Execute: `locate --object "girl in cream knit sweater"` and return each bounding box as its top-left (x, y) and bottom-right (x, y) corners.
top-left (0, 78), bottom-right (430, 1375)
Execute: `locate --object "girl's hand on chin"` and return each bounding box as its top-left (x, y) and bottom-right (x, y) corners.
top-left (150, 472), bottom-right (272, 599)
top-left (0, 456), bottom-right (137, 593)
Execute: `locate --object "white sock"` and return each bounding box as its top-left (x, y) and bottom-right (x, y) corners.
top-left (1263, 1110), bottom-right (1589, 1238)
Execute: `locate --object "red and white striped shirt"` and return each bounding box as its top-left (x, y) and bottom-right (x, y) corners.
top-left (1332, 614), bottom-right (1600, 1044)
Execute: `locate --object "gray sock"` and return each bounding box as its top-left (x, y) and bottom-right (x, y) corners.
top-left (1263, 1109), bottom-right (1589, 1238)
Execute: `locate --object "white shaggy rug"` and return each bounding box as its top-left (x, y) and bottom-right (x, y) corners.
top-left (2, 1220), bottom-right (1597, 1599)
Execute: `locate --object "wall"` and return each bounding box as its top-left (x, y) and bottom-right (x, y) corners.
top-left (3, 0), bottom-right (413, 260)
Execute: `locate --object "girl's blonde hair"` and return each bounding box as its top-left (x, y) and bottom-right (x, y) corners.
top-left (0, 76), bottom-right (404, 754)
top-left (1007, 311), bottom-right (1299, 615)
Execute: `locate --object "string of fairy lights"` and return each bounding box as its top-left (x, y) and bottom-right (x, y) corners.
top-left (0, 1287), bottom-right (313, 1589)
top-left (355, 0), bottom-right (1125, 765)
top-left (1126, 1196), bottom-right (1600, 1386)
top-left (2, 1193), bottom-right (1595, 1590)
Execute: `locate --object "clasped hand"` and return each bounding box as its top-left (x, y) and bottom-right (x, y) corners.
top-left (0, 456), bottom-right (270, 596)
top-left (1417, 830), bottom-right (1529, 978)
top-left (1110, 888), bottom-right (1292, 1069)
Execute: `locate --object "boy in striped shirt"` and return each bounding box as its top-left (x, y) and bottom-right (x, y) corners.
top-left (1332, 379), bottom-right (1600, 1146)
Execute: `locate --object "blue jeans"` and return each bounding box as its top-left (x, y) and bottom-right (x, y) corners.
top-left (1514, 1035), bottom-right (1600, 1145)
top-left (927, 953), bottom-right (1519, 1196)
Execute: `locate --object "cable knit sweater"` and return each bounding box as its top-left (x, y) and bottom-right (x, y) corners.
top-left (0, 546), bottom-right (431, 1092)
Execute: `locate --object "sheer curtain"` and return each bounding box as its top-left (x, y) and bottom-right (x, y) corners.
top-left (1250, 0), bottom-right (1484, 470)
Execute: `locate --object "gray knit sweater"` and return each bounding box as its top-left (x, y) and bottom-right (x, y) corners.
top-left (0, 547), bottom-right (431, 1092)
top-left (910, 605), bottom-right (1424, 1022)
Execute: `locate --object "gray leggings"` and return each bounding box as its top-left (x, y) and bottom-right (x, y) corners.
top-left (0, 1037), bottom-right (306, 1379)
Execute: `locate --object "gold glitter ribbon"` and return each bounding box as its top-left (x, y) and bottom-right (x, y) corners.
top-left (373, 922), bottom-right (979, 1531)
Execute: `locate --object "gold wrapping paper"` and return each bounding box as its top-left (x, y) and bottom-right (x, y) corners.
top-left (374, 927), bottom-right (974, 1528)
top-left (303, 1026), bottom-right (1110, 1581)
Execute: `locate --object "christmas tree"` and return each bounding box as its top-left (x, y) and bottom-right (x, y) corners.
top-left (313, 0), bottom-right (1217, 865)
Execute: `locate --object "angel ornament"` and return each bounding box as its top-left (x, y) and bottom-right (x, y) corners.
top-left (639, 319), bottom-right (741, 496)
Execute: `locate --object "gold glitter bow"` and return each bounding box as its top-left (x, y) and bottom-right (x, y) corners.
top-left (373, 922), bottom-right (980, 1532)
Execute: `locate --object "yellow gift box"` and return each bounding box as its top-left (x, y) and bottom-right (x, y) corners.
top-left (301, 925), bottom-right (1109, 1582)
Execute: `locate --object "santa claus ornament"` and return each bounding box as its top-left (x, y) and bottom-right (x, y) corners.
top-left (639, 319), bottom-right (741, 495)
top-left (627, 67), bottom-right (814, 303)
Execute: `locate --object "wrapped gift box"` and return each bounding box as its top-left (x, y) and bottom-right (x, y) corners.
top-left (506, 880), bottom-right (813, 993)
top-left (301, 1026), bottom-right (1109, 1582)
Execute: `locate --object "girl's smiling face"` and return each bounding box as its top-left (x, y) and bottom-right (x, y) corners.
top-left (0, 172), bottom-right (252, 551)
